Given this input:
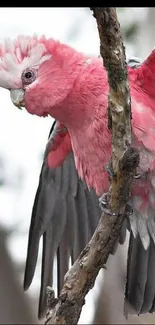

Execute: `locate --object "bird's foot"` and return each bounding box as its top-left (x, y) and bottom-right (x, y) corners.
top-left (105, 162), bottom-right (116, 178)
top-left (99, 192), bottom-right (108, 209)
top-left (133, 172), bottom-right (142, 179)
top-left (133, 167), bottom-right (146, 179)
top-left (99, 193), bottom-right (133, 217)
top-left (99, 193), bottom-right (117, 216)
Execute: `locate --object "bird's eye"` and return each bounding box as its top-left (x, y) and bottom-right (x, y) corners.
top-left (21, 68), bottom-right (37, 86)
top-left (25, 71), bottom-right (32, 79)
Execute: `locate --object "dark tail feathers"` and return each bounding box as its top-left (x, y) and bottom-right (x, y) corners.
top-left (124, 232), bottom-right (155, 315)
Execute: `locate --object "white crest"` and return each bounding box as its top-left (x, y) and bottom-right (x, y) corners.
top-left (0, 35), bottom-right (51, 89)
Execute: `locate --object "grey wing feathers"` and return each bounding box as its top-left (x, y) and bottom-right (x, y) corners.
top-left (39, 195), bottom-right (67, 318)
top-left (124, 232), bottom-right (155, 315)
top-left (23, 163), bottom-right (57, 291)
top-left (23, 121), bottom-right (101, 319)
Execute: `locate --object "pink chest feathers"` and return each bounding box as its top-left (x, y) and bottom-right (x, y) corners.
top-left (69, 119), bottom-right (111, 195)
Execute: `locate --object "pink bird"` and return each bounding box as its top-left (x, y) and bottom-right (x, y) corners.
top-left (0, 35), bottom-right (154, 319)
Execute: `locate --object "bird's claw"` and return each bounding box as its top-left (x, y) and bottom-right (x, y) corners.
top-left (99, 192), bottom-right (108, 207)
top-left (133, 173), bottom-right (142, 179)
top-left (99, 194), bottom-right (133, 217)
top-left (99, 193), bottom-right (118, 216)
top-left (133, 168), bottom-right (145, 179)
top-left (105, 163), bottom-right (116, 178)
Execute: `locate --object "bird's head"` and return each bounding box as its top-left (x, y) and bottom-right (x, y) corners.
top-left (0, 35), bottom-right (83, 118)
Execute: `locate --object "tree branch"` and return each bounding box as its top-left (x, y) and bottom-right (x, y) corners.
top-left (45, 7), bottom-right (139, 325)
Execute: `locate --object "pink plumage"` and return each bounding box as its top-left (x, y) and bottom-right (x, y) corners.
top-left (0, 35), bottom-right (155, 250)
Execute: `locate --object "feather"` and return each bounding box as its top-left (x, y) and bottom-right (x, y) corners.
top-left (23, 120), bottom-right (101, 319)
top-left (38, 197), bottom-right (67, 319)
top-left (23, 166), bottom-right (56, 291)
top-left (124, 232), bottom-right (151, 315)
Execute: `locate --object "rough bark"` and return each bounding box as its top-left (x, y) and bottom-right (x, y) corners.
top-left (45, 7), bottom-right (139, 325)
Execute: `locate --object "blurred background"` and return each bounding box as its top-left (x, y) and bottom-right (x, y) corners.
top-left (0, 7), bottom-right (155, 324)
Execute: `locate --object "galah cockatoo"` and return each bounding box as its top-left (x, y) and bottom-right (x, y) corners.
top-left (0, 35), bottom-right (154, 319)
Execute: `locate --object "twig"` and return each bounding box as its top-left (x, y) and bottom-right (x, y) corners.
top-left (46, 7), bottom-right (139, 324)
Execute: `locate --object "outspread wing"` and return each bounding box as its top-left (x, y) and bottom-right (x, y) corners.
top-left (23, 120), bottom-right (101, 319)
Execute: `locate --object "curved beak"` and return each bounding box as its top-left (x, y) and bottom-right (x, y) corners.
top-left (10, 89), bottom-right (25, 109)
